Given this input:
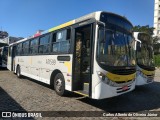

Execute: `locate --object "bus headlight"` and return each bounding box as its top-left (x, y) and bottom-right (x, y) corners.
top-left (97, 72), bottom-right (110, 85)
top-left (97, 72), bottom-right (105, 80)
top-left (97, 72), bottom-right (134, 87)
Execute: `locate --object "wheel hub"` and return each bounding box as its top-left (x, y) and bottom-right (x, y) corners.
top-left (56, 79), bottom-right (62, 92)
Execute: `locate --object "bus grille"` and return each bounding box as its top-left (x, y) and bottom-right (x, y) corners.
top-left (147, 75), bottom-right (154, 79)
top-left (146, 75), bottom-right (154, 83)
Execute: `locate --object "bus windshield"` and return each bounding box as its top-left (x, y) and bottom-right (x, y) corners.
top-left (136, 42), bottom-right (154, 67)
top-left (97, 28), bottom-right (135, 67)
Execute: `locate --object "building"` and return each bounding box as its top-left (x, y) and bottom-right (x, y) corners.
top-left (0, 30), bottom-right (23, 47)
top-left (0, 31), bottom-right (8, 39)
top-left (0, 36), bottom-right (23, 47)
top-left (154, 0), bottom-right (160, 36)
top-left (2, 36), bottom-right (23, 44)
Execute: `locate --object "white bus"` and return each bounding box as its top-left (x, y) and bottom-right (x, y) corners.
top-left (0, 46), bottom-right (8, 68)
top-left (7, 11), bottom-right (136, 99)
top-left (134, 32), bottom-right (155, 85)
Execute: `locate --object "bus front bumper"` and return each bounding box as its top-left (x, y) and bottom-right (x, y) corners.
top-left (136, 74), bottom-right (154, 86)
top-left (94, 80), bottom-right (136, 99)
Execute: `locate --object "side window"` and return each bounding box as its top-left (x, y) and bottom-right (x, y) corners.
top-left (39, 34), bottom-right (50, 54)
top-left (52, 33), bottom-right (58, 52)
top-left (56, 30), bottom-right (67, 42)
top-left (30, 38), bottom-right (38, 54)
top-left (52, 29), bottom-right (71, 53)
top-left (22, 41), bottom-right (29, 55)
top-left (17, 43), bottom-right (22, 55)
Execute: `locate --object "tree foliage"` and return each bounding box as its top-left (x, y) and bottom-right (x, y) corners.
top-left (133, 25), bottom-right (160, 44)
top-left (153, 36), bottom-right (159, 44)
top-left (133, 25), bottom-right (154, 36)
top-left (133, 25), bottom-right (160, 66)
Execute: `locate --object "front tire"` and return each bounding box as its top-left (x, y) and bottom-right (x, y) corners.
top-left (54, 73), bottom-right (66, 96)
top-left (16, 66), bottom-right (21, 78)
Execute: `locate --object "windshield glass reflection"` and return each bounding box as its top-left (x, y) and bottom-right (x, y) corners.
top-left (97, 29), bottom-right (135, 67)
top-left (136, 43), bottom-right (154, 67)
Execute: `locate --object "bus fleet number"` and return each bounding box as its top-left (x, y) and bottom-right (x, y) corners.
top-left (46, 59), bottom-right (56, 65)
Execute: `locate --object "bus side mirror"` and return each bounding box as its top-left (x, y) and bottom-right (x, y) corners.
top-left (97, 21), bottom-right (105, 27)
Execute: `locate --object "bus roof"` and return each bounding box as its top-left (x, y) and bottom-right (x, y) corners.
top-left (9, 11), bottom-right (131, 46)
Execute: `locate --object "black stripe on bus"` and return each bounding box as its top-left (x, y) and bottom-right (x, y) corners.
top-left (57, 56), bottom-right (70, 61)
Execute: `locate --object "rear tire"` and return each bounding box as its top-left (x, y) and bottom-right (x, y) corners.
top-left (16, 66), bottom-right (21, 78)
top-left (54, 73), bottom-right (66, 96)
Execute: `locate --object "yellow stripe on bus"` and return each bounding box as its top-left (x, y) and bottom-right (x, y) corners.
top-left (64, 62), bottom-right (71, 73)
top-left (142, 69), bottom-right (155, 75)
top-left (74, 91), bottom-right (89, 97)
top-left (49, 20), bottom-right (75, 32)
top-left (106, 72), bottom-right (136, 82)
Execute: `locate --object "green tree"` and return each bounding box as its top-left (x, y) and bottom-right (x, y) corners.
top-left (133, 25), bottom-right (160, 44)
top-left (133, 25), bottom-right (160, 66)
top-left (133, 25), bottom-right (154, 36)
top-left (153, 36), bottom-right (159, 44)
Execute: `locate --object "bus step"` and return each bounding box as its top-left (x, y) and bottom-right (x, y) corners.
top-left (74, 90), bottom-right (89, 97)
top-left (83, 82), bottom-right (89, 93)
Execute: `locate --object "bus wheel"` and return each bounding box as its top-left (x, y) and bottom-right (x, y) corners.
top-left (17, 66), bottom-right (21, 78)
top-left (54, 73), bottom-right (65, 96)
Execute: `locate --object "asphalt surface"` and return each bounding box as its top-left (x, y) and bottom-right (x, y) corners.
top-left (0, 68), bottom-right (160, 120)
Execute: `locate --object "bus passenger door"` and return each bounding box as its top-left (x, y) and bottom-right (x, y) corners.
top-left (7, 46), bottom-right (16, 71)
top-left (72, 24), bottom-right (93, 97)
top-left (11, 46), bottom-right (16, 71)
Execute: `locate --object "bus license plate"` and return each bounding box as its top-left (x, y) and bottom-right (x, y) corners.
top-left (122, 86), bottom-right (128, 91)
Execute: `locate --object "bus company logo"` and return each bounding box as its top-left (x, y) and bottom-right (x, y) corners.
top-left (2, 112), bottom-right (11, 117)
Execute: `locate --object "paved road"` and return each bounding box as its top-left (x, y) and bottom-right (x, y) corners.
top-left (0, 69), bottom-right (160, 120)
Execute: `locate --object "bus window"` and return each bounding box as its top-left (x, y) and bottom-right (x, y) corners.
top-left (52, 33), bottom-right (58, 52)
top-left (39, 34), bottom-right (50, 54)
top-left (22, 41), bottom-right (29, 55)
top-left (30, 38), bottom-right (39, 54)
top-left (52, 29), bottom-right (70, 53)
top-left (17, 43), bottom-right (22, 56)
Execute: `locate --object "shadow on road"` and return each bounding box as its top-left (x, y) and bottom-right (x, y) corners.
top-left (77, 82), bottom-right (160, 112)
top-left (0, 67), bottom-right (8, 71)
top-left (0, 87), bottom-right (34, 119)
top-left (17, 74), bottom-right (160, 112)
top-left (21, 76), bottom-right (82, 98)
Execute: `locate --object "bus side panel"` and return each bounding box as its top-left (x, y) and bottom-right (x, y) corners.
top-left (7, 56), bottom-right (12, 71)
top-left (14, 55), bottom-right (73, 91)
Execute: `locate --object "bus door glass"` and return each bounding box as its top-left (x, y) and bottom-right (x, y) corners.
top-left (0, 48), bottom-right (2, 66)
top-left (73, 24), bottom-right (93, 94)
top-left (11, 46), bottom-right (16, 71)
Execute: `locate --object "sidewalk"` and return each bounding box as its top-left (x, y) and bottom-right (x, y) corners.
top-left (155, 69), bottom-right (160, 80)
